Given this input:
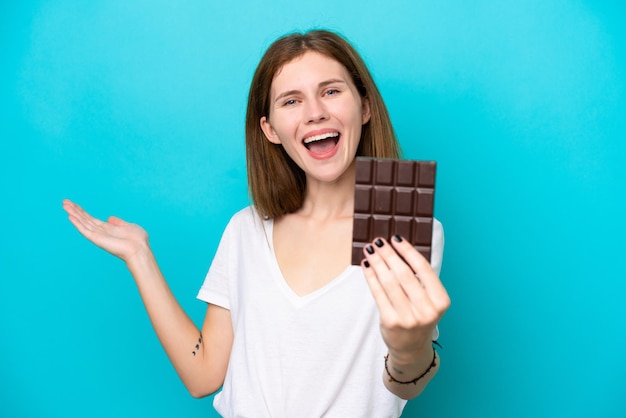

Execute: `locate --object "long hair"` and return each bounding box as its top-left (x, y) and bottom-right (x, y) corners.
top-left (246, 29), bottom-right (401, 219)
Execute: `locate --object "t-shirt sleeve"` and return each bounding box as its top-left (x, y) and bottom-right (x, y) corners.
top-left (431, 218), bottom-right (444, 276)
top-left (196, 217), bottom-right (235, 310)
top-left (431, 218), bottom-right (444, 341)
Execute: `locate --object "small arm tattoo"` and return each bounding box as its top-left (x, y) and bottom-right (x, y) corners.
top-left (392, 366), bottom-right (405, 375)
top-left (192, 333), bottom-right (203, 356)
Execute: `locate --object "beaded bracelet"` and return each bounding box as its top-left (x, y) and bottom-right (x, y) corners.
top-left (384, 346), bottom-right (438, 385)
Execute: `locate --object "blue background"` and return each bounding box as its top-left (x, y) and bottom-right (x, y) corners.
top-left (2, 1), bottom-right (625, 417)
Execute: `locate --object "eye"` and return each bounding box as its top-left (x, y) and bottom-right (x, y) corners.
top-left (283, 98), bottom-right (297, 106)
top-left (325, 88), bottom-right (340, 96)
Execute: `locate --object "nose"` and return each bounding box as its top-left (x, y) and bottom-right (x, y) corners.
top-left (304, 97), bottom-right (328, 124)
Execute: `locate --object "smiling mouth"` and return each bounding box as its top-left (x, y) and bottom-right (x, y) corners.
top-left (303, 132), bottom-right (340, 153)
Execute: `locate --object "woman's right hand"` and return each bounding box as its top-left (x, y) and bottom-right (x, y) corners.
top-left (62, 199), bottom-right (150, 263)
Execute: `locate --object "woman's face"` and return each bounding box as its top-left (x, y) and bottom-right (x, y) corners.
top-left (260, 51), bottom-right (371, 184)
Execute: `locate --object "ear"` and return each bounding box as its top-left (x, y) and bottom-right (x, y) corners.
top-left (260, 116), bottom-right (282, 144)
top-left (361, 97), bottom-right (371, 125)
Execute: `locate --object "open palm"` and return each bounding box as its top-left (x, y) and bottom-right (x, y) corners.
top-left (62, 199), bottom-right (149, 262)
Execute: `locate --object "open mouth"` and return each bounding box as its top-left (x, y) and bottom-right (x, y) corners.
top-left (303, 132), bottom-right (340, 154)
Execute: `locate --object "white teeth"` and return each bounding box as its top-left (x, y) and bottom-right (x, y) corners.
top-left (303, 132), bottom-right (339, 144)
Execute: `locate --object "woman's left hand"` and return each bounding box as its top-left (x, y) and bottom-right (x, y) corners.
top-left (361, 235), bottom-right (450, 361)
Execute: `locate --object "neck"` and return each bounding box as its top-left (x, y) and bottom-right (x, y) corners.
top-left (298, 163), bottom-right (356, 221)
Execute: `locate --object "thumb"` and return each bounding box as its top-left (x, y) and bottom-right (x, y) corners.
top-left (108, 216), bottom-right (128, 226)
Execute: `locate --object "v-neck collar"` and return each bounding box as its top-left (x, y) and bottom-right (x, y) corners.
top-left (263, 217), bottom-right (357, 307)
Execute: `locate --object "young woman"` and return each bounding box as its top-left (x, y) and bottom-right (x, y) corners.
top-left (63, 29), bottom-right (450, 417)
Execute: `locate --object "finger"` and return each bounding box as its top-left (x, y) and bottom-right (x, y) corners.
top-left (63, 200), bottom-right (88, 223)
top-left (65, 201), bottom-right (104, 230)
top-left (390, 235), bottom-right (451, 310)
top-left (62, 199), bottom-right (82, 220)
top-left (363, 239), bottom-right (417, 319)
top-left (108, 216), bottom-right (128, 226)
top-left (361, 259), bottom-right (396, 317)
top-left (67, 212), bottom-right (100, 242)
top-left (367, 237), bottom-right (434, 314)
top-left (63, 201), bottom-right (111, 243)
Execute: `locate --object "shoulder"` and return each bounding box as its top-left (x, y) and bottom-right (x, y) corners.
top-left (222, 206), bottom-right (269, 235)
top-left (229, 206), bottom-right (256, 222)
top-left (228, 206), bottom-right (264, 225)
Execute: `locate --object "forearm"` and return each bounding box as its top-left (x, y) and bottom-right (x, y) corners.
top-left (62, 200), bottom-right (229, 395)
top-left (125, 246), bottom-right (226, 396)
top-left (383, 345), bottom-right (440, 400)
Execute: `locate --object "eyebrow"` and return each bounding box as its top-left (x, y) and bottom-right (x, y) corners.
top-left (273, 78), bottom-right (348, 104)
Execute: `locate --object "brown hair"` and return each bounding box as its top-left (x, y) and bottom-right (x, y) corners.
top-left (246, 29), bottom-right (401, 219)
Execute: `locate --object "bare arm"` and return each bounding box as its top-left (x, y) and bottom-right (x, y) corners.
top-left (63, 199), bottom-right (233, 397)
top-left (361, 235), bottom-right (450, 400)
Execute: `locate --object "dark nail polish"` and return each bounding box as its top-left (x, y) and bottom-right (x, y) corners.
top-left (366, 245), bottom-right (375, 254)
top-left (364, 260), bottom-right (370, 268)
top-left (375, 238), bottom-right (384, 247)
top-left (393, 235), bottom-right (403, 242)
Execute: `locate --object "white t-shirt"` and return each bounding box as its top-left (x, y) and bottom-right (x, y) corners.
top-left (197, 207), bottom-right (444, 418)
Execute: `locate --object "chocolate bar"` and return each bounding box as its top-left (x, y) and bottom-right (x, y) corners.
top-left (351, 157), bottom-right (436, 265)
